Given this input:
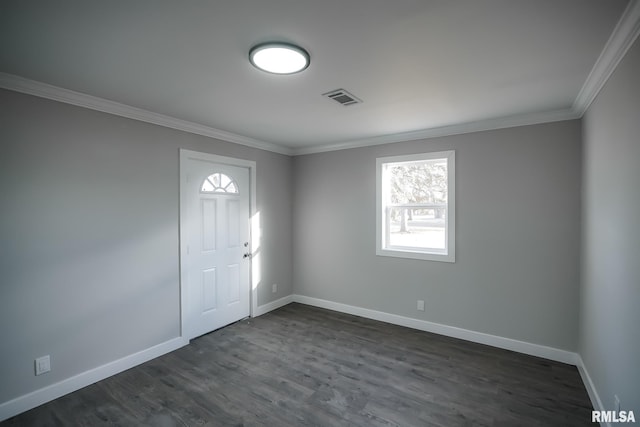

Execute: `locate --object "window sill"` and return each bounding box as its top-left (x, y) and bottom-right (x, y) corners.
top-left (376, 248), bottom-right (455, 263)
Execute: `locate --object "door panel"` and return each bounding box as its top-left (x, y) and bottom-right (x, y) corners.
top-left (202, 268), bottom-right (217, 311)
top-left (202, 199), bottom-right (217, 251)
top-left (227, 200), bottom-right (240, 246)
top-left (228, 264), bottom-right (240, 303)
top-left (184, 159), bottom-right (250, 339)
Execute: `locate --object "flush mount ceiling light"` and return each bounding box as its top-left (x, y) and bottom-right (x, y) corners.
top-left (249, 42), bottom-right (310, 74)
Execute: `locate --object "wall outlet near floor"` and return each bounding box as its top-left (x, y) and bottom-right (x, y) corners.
top-left (35, 355), bottom-right (51, 376)
top-left (272, 283), bottom-right (278, 293)
top-left (417, 300), bottom-right (425, 311)
top-left (614, 395), bottom-right (620, 413)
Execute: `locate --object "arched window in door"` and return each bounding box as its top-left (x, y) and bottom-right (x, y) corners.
top-left (201, 173), bottom-right (239, 194)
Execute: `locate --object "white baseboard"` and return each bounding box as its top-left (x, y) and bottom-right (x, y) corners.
top-left (0, 337), bottom-right (188, 422)
top-left (576, 355), bottom-right (608, 426)
top-left (291, 294), bottom-right (578, 365)
top-left (1, 296), bottom-right (593, 423)
top-left (253, 295), bottom-right (294, 317)
top-left (1, 293), bottom-right (293, 422)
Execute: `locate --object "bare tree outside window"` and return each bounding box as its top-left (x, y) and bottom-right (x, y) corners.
top-left (387, 160), bottom-right (447, 249)
top-left (377, 150), bottom-right (455, 262)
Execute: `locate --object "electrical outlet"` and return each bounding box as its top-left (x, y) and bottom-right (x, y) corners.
top-left (35, 355), bottom-right (51, 376)
top-left (417, 300), bottom-right (425, 311)
top-left (614, 395), bottom-right (620, 413)
top-left (272, 283), bottom-right (277, 293)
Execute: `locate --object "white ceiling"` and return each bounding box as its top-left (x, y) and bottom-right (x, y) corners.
top-left (0, 0), bottom-right (634, 154)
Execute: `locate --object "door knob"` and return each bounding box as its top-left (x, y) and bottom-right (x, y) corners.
top-left (243, 253), bottom-right (252, 259)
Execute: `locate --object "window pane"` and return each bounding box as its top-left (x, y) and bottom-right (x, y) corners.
top-left (201, 179), bottom-right (215, 192)
top-left (220, 174), bottom-right (231, 188)
top-left (201, 173), bottom-right (239, 194)
top-left (387, 207), bottom-right (445, 250)
top-left (377, 150), bottom-right (454, 262)
top-left (385, 159), bottom-right (447, 250)
top-left (388, 160), bottom-right (447, 205)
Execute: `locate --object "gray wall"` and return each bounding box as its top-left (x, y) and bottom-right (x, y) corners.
top-left (581, 36), bottom-right (640, 413)
top-left (0, 89), bottom-right (293, 403)
top-left (7, 38), bottom-right (639, 412)
top-left (293, 120), bottom-right (582, 351)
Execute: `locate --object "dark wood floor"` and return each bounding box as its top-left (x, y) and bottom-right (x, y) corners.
top-left (3, 303), bottom-right (593, 426)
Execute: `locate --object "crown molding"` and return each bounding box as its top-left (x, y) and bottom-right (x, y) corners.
top-left (0, 72), bottom-right (293, 156)
top-left (4, 0), bottom-right (638, 160)
top-left (0, 74), bottom-right (581, 157)
top-left (295, 0), bottom-right (640, 156)
top-left (292, 108), bottom-right (580, 156)
top-left (573, 0), bottom-right (640, 115)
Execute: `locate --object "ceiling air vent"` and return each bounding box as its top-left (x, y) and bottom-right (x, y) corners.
top-left (323, 89), bottom-right (362, 106)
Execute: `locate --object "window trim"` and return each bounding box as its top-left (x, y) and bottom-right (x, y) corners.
top-left (201, 172), bottom-right (239, 194)
top-left (376, 150), bottom-right (455, 262)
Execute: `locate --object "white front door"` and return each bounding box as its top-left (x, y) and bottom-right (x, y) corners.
top-left (182, 153), bottom-right (251, 339)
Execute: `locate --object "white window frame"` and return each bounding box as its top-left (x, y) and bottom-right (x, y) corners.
top-left (376, 150), bottom-right (455, 262)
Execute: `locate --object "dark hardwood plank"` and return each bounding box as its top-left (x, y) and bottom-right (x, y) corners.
top-left (2, 303), bottom-right (593, 426)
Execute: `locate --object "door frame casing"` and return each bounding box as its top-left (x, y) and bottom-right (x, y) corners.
top-left (179, 149), bottom-right (257, 340)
